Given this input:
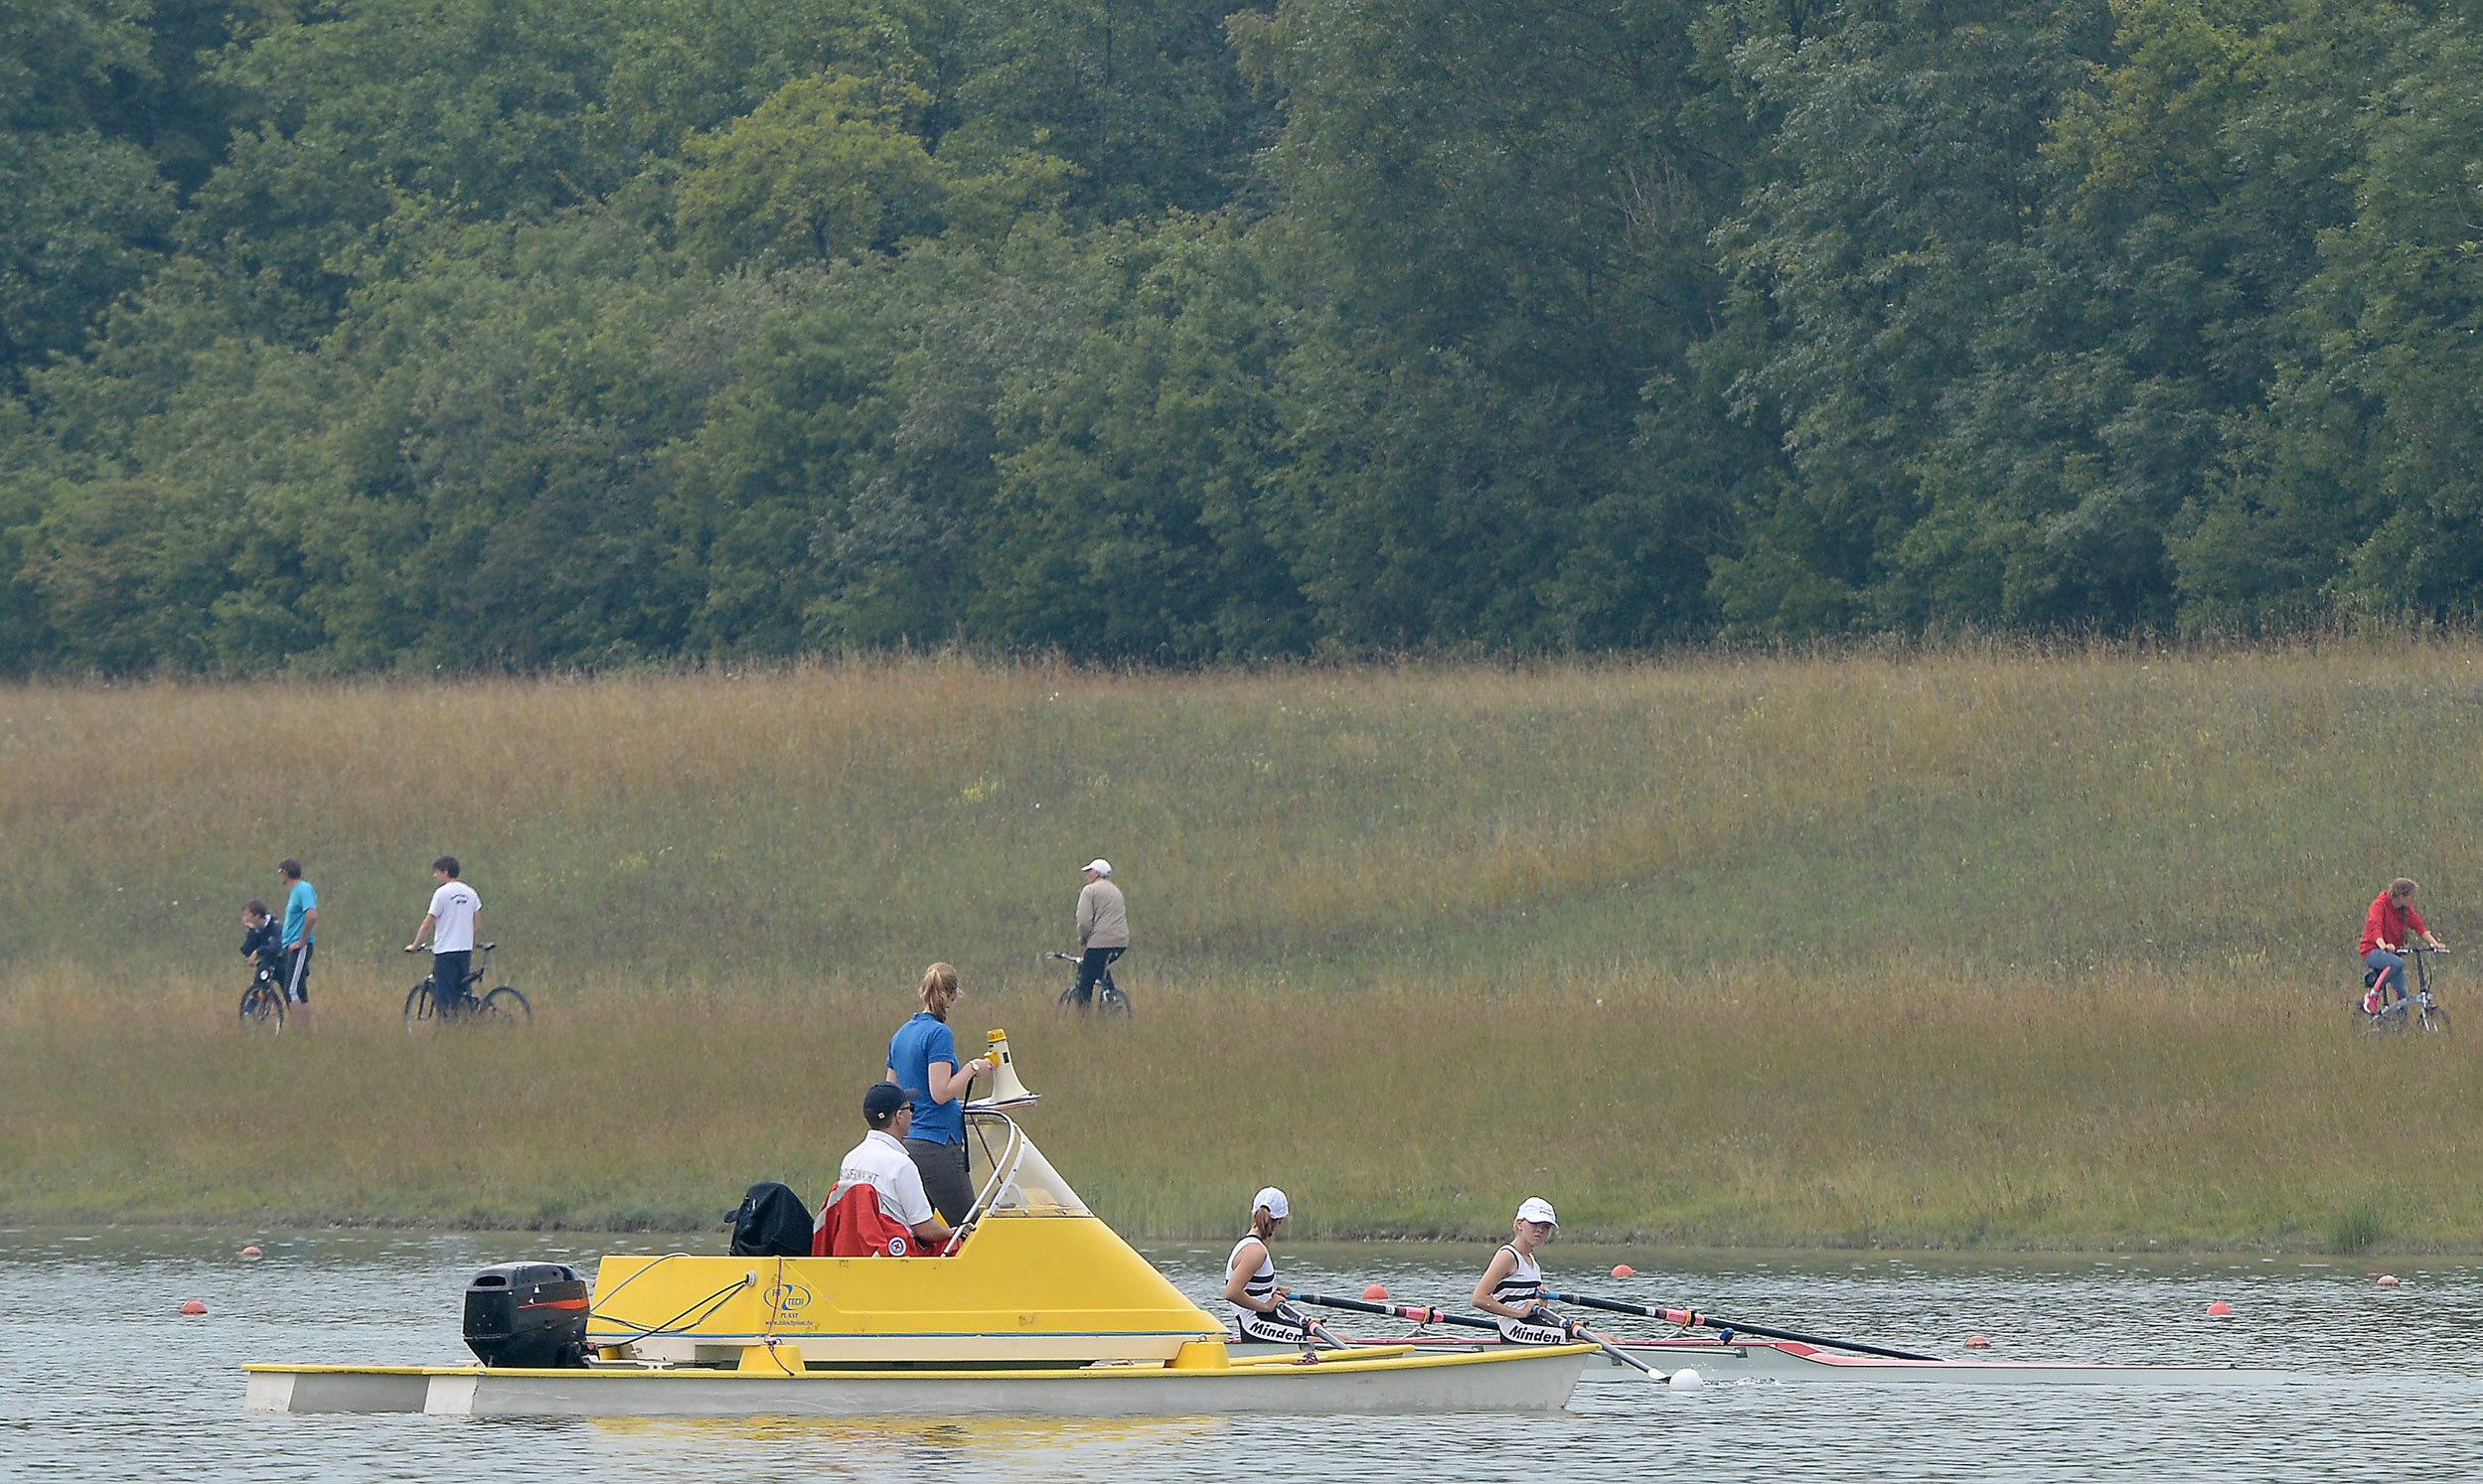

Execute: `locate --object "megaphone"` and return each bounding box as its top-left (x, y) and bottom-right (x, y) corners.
top-left (971, 1028), bottom-right (1039, 1109)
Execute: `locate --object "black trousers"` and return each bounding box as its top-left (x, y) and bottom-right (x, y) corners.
top-left (433, 950), bottom-right (471, 1014)
top-left (1067, 947), bottom-right (1124, 1008)
top-left (903, 1138), bottom-right (975, 1227)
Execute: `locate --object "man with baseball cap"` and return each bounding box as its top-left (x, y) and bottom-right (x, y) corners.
top-left (818, 1082), bottom-right (955, 1256)
top-left (1474, 1197), bottom-right (1619, 1348)
top-left (1064, 857), bottom-right (1129, 1010)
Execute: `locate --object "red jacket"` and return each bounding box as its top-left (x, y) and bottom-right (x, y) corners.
top-left (2362, 893), bottom-right (2428, 956)
top-left (813, 1182), bottom-right (922, 1258)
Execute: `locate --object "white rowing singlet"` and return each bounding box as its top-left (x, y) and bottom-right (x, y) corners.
top-left (1491, 1244), bottom-right (1543, 1308)
top-left (1492, 1244), bottom-right (1566, 1345)
top-left (1228, 1234), bottom-right (1277, 1328)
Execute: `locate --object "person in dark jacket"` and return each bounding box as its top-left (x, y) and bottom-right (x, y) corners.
top-left (239, 900), bottom-right (284, 982)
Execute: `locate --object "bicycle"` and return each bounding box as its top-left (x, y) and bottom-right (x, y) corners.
top-left (2360, 943), bottom-right (2450, 1035)
top-left (1044, 950), bottom-right (1133, 1017)
top-left (238, 959), bottom-right (286, 1035)
top-left (403, 943), bottom-right (532, 1032)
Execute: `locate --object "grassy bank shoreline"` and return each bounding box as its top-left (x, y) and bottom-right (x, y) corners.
top-left (8, 646), bottom-right (2483, 1250)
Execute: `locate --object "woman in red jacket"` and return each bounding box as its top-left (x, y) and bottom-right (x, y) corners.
top-left (2363, 878), bottom-right (2448, 1010)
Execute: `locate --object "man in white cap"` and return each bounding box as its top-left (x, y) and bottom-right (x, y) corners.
top-left (1064, 857), bottom-right (1129, 1010)
top-left (1474, 1197), bottom-right (1618, 1347)
top-left (1225, 1186), bottom-right (1324, 1345)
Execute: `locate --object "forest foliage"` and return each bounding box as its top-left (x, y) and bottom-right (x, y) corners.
top-left (5, 0), bottom-right (2481, 669)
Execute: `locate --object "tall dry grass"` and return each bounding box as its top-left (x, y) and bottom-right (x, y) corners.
top-left (6, 641), bottom-right (2483, 1246)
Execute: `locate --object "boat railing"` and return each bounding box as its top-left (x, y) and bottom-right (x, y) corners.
top-left (948, 1112), bottom-right (1024, 1255)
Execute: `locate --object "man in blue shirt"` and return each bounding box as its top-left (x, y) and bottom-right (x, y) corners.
top-left (884, 963), bottom-right (992, 1225)
top-left (278, 857), bottom-right (319, 1033)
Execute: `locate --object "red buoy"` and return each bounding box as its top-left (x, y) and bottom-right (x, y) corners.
top-left (2206, 1300), bottom-right (2234, 1316)
top-left (1963, 1334), bottom-right (1990, 1349)
top-left (1612, 1263), bottom-right (1635, 1278)
top-left (179, 1299), bottom-right (207, 1316)
top-left (1362, 1283), bottom-right (1389, 1302)
top-left (241, 1246), bottom-right (262, 1259)
top-left (2377, 1274), bottom-right (2401, 1288)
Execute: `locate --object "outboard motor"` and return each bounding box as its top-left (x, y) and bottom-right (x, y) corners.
top-left (462, 1261), bottom-right (590, 1368)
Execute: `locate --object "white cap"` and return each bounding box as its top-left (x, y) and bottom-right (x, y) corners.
top-left (1085, 858), bottom-right (1113, 876)
top-left (1253, 1186), bottom-right (1290, 1221)
top-left (1516, 1197), bottom-right (1558, 1227)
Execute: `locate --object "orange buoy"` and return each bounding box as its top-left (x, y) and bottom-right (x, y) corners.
top-left (1963, 1334), bottom-right (1991, 1349)
top-left (1612, 1263), bottom-right (1635, 1279)
top-left (1362, 1283), bottom-right (1389, 1302)
top-left (241, 1246), bottom-right (262, 1259)
top-left (179, 1299), bottom-right (207, 1316)
top-left (2206, 1300), bottom-right (2234, 1316)
top-left (2377, 1274), bottom-right (2401, 1288)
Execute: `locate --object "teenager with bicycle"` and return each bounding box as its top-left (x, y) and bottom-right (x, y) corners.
top-left (884, 964), bottom-right (992, 1226)
top-left (405, 856), bottom-right (482, 1018)
top-left (2362, 877), bottom-right (2448, 1011)
top-left (239, 900), bottom-right (283, 980)
top-left (1065, 858), bottom-right (1128, 1010)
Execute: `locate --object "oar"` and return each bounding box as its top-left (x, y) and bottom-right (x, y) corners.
top-left (1542, 1291), bottom-right (1940, 1362)
top-left (1293, 1292), bottom-right (1668, 1383)
top-left (1293, 1291), bottom-right (1501, 1332)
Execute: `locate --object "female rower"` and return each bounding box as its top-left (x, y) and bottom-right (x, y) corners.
top-left (885, 963), bottom-right (993, 1226)
top-left (1473, 1198), bottom-right (1618, 1347)
top-left (1225, 1187), bottom-right (1318, 1344)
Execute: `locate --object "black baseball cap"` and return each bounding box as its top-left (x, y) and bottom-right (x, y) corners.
top-left (863, 1082), bottom-right (913, 1120)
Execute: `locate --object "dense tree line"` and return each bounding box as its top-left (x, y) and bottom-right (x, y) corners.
top-left (3, 0), bottom-right (2479, 669)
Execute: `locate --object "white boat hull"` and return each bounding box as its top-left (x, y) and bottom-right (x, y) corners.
top-left (245, 1344), bottom-right (1593, 1417)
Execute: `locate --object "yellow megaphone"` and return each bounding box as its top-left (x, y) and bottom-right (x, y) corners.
top-left (972, 1028), bottom-right (1039, 1109)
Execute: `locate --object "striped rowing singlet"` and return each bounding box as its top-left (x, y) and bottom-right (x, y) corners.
top-left (1228, 1234), bottom-right (1308, 1341)
top-left (1492, 1244), bottom-right (1543, 1309)
top-left (1492, 1244), bottom-right (1566, 1344)
top-left (1229, 1235), bottom-right (1276, 1324)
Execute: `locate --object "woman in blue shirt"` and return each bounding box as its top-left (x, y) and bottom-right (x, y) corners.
top-left (884, 963), bottom-right (992, 1225)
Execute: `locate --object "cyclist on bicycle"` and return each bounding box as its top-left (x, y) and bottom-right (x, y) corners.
top-left (405, 855), bottom-right (482, 1018)
top-left (2362, 877), bottom-right (2447, 1012)
top-left (1067, 858), bottom-right (1128, 1010)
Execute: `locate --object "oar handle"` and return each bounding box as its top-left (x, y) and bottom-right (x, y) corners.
top-left (1542, 1291), bottom-right (1940, 1363)
top-left (1293, 1292), bottom-right (1502, 1331)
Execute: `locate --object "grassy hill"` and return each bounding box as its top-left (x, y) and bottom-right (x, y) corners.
top-left (6, 641), bottom-right (2480, 1249)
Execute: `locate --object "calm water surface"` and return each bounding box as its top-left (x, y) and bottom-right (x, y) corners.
top-left (3, 1228), bottom-right (2475, 1481)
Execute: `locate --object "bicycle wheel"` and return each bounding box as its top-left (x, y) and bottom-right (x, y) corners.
top-left (2420, 1004), bottom-right (2451, 1035)
top-left (1098, 979), bottom-right (1133, 1018)
top-left (403, 979), bottom-right (439, 1034)
top-left (239, 982), bottom-right (285, 1035)
top-left (476, 985), bottom-right (532, 1025)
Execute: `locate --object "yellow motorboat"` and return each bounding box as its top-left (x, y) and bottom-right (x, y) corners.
top-left (245, 1102), bottom-right (1594, 1416)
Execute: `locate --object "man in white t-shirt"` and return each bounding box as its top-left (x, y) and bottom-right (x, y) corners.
top-left (405, 855), bottom-right (482, 1017)
top-left (831, 1083), bottom-right (955, 1253)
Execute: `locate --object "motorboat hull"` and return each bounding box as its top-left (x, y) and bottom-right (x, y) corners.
top-left (244, 1343), bottom-right (1596, 1416)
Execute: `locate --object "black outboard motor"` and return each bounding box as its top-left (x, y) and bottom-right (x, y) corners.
top-left (462, 1262), bottom-right (590, 1368)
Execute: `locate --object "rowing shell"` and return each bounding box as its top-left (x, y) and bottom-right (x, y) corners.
top-left (1235, 1336), bottom-right (2283, 1386)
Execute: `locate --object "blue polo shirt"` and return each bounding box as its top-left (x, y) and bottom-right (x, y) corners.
top-left (887, 1013), bottom-right (965, 1145)
top-left (282, 879), bottom-right (318, 948)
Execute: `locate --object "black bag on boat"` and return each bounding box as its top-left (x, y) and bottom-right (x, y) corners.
top-left (729, 1181), bottom-right (813, 1257)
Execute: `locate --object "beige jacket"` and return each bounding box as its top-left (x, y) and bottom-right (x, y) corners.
top-left (1077, 879), bottom-right (1129, 950)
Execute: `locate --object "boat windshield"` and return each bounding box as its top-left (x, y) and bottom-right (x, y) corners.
top-left (963, 1111), bottom-right (1089, 1217)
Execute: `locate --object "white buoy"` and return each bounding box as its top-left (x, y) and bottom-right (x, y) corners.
top-left (1668, 1367), bottom-right (1704, 1391)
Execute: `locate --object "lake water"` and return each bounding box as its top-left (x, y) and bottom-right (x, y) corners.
top-left (3, 1228), bottom-right (2477, 1481)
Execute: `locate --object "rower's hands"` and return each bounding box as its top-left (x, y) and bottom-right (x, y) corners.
top-left (1266, 1284), bottom-right (1292, 1311)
